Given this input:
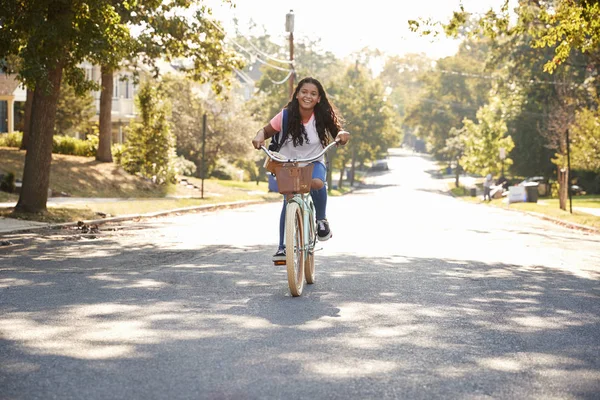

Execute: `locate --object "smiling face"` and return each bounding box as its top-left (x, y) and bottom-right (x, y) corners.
top-left (296, 82), bottom-right (321, 111)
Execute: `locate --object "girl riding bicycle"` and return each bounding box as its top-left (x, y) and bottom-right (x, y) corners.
top-left (252, 77), bottom-right (350, 262)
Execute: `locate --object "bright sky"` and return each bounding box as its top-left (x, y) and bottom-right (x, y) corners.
top-left (206, 0), bottom-right (509, 61)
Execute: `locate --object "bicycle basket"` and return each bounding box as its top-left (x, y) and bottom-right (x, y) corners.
top-left (274, 163), bottom-right (314, 194)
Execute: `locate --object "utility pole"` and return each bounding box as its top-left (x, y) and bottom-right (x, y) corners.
top-left (566, 129), bottom-right (572, 214)
top-left (499, 147), bottom-right (506, 177)
top-left (286, 10), bottom-right (295, 98)
top-left (201, 113), bottom-right (206, 199)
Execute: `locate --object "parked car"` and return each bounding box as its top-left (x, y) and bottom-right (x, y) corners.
top-left (571, 184), bottom-right (586, 195)
top-left (370, 160), bottom-right (389, 171)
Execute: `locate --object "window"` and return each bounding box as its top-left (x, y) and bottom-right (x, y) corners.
top-left (113, 75), bottom-right (119, 98)
top-left (0, 101), bottom-right (7, 133)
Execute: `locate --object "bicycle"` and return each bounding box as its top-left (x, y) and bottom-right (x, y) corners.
top-left (261, 140), bottom-right (339, 297)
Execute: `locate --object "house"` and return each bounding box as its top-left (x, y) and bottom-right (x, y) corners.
top-left (0, 65), bottom-right (138, 143)
top-left (81, 61), bottom-right (138, 143)
top-left (234, 60), bottom-right (262, 101)
top-left (0, 74), bottom-right (26, 133)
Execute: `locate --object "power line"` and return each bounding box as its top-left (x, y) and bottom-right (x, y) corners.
top-left (234, 28), bottom-right (292, 65)
top-left (208, 19), bottom-right (293, 73)
top-left (266, 70), bottom-right (294, 85)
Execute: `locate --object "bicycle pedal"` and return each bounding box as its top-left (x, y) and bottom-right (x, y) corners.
top-left (273, 260), bottom-right (286, 266)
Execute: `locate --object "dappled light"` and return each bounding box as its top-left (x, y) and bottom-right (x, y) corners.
top-left (2, 226), bottom-right (599, 397)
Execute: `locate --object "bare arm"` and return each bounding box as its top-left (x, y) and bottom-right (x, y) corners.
top-left (252, 123), bottom-right (279, 149)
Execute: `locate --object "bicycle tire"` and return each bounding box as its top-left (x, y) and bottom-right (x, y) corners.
top-left (304, 206), bottom-right (316, 284)
top-left (286, 202), bottom-right (304, 296)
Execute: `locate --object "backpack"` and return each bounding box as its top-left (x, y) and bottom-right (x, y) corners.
top-left (268, 108), bottom-right (289, 152)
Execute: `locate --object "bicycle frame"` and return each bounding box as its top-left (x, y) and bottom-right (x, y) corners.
top-left (285, 191), bottom-right (316, 256)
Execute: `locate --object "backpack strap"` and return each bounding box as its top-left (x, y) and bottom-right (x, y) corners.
top-left (269, 108), bottom-right (289, 152)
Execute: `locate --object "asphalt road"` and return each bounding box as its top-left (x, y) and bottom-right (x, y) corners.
top-left (1, 149), bottom-right (599, 399)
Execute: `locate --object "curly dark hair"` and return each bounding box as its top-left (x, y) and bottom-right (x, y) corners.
top-left (285, 77), bottom-right (344, 147)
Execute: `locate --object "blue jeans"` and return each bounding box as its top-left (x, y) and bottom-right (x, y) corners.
top-left (279, 162), bottom-right (327, 249)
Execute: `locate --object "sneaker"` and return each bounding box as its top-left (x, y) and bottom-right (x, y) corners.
top-left (272, 248), bottom-right (286, 262)
top-left (317, 219), bottom-right (332, 241)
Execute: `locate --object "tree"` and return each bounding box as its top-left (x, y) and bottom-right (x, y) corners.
top-left (94, 1), bottom-right (245, 163)
top-left (443, 127), bottom-right (466, 188)
top-left (460, 96), bottom-right (515, 176)
top-left (160, 74), bottom-right (258, 178)
top-left (121, 82), bottom-right (176, 184)
top-left (246, 34), bottom-right (344, 125)
top-left (404, 40), bottom-right (492, 158)
top-left (0, 0), bottom-right (242, 213)
top-left (0, 0), bottom-right (128, 213)
top-left (570, 107), bottom-right (600, 173)
top-left (55, 81), bottom-right (96, 136)
top-left (379, 53), bottom-right (430, 122)
top-left (330, 64), bottom-right (399, 188)
top-left (410, 0), bottom-right (600, 74)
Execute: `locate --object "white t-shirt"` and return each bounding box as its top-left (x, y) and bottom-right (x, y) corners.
top-left (269, 110), bottom-right (325, 165)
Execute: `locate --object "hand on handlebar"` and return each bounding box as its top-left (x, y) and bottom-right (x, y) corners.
top-left (336, 130), bottom-right (350, 145)
top-left (252, 128), bottom-right (266, 150)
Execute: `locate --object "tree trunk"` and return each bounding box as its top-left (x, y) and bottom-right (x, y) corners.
top-left (455, 160), bottom-right (460, 188)
top-left (558, 167), bottom-right (568, 211)
top-left (15, 64), bottom-right (64, 213)
top-left (20, 88), bottom-right (34, 150)
top-left (349, 147), bottom-right (356, 187)
top-left (97, 66), bottom-right (113, 162)
top-left (338, 167), bottom-right (344, 189)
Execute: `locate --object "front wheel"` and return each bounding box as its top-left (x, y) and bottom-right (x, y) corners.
top-left (304, 210), bottom-right (316, 284)
top-left (286, 202), bottom-right (304, 296)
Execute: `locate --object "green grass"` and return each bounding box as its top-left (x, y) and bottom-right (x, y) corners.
top-left (538, 195), bottom-right (600, 208)
top-left (0, 146), bottom-right (359, 224)
top-left (0, 191), bottom-right (18, 202)
top-left (0, 147), bottom-right (283, 223)
top-left (448, 182), bottom-right (600, 230)
top-left (0, 147), bottom-right (168, 198)
top-left (504, 201), bottom-right (600, 230)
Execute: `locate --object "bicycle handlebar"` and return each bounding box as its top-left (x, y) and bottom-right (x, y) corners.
top-left (260, 140), bottom-right (339, 163)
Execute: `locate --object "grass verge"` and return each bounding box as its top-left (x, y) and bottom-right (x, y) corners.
top-left (0, 207), bottom-right (99, 223)
top-left (448, 182), bottom-right (600, 230)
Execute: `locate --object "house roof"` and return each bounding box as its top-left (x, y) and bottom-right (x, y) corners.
top-left (0, 74), bottom-right (20, 96)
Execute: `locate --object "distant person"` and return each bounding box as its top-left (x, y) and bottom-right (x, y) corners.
top-left (252, 77), bottom-right (350, 262)
top-left (483, 173), bottom-right (493, 201)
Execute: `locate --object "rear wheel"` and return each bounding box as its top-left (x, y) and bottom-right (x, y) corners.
top-left (304, 208), bottom-right (316, 284)
top-left (286, 202), bottom-right (304, 296)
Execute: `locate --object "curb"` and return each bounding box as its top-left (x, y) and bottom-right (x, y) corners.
top-left (0, 199), bottom-right (278, 235)
top-left (449, 192), bottom-right (599, 235)
top-left (503, 208), bottom-right (600, 235)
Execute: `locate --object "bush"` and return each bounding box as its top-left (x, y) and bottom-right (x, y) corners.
top-left (174, 155), bottom-right (197, 176)
top-left (112, 143), bottom-right (125, 165)
top-left (210, 159), bottom-right (244, 181)
top-left (52, 134), bottom-right (98, 157)
top-left (120, 83), bottom-right (177, 184)
top-left (0, 172), bottom-right (16, 193)
top-left (210, 168), bottom-right (233, 180)
top-left (0, 131), bottom-right (23, 148)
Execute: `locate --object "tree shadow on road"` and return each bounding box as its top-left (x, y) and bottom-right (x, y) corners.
top-left (1, 234), bottom-right (599, 399)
